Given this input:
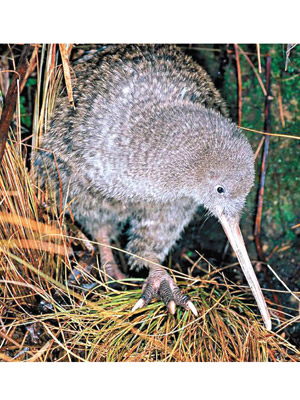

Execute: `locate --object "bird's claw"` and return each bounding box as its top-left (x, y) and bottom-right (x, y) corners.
top-left (131, 268), bottom-right (198, 316)
top-left (132, 298), bottom-right (146, 312)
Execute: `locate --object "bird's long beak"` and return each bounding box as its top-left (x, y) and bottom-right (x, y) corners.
top-left (218, 212), bottom-right (272, 330)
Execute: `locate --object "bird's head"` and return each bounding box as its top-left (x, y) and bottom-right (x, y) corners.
top-left (190, 111), bottom-right (271, 330)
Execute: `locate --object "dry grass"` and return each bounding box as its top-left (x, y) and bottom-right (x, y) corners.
top-left (0, 44), bottom-right (299, 362)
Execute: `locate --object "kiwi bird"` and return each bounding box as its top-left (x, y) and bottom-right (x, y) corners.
top-left (35, 44), bottom-right (271, 330)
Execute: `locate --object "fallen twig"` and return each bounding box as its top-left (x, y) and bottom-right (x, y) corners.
top-left (277, 78), bottom-right (285, 127)
top-left (254, 56), bottom-right (272, 261)
top-left (0, 44), bottom-right (32, 164)
top-left (238, 45), bottom-right (266, 96)
top-left (285, 43), bottom-right (297, 71)
top-left (234, 44), bottom-right (242, 125)
top-left (240, 126), bottom-right (300, 140)
top-left (257, 44), bottom-right (262, 74)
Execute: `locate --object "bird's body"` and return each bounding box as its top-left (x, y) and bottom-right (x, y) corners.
top-left (36, 44), bottom-right (271, 329)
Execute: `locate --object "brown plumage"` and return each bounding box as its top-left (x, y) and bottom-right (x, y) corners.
top-left (35, 44), bottom-right (271, 329)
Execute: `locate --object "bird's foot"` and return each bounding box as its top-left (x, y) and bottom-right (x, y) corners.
top-left (132, 268), bottom-right (198, 316)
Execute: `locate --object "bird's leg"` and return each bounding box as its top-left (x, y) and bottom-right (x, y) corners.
top-left (96, 226), bottom-right (126, 282)
top-left (128, 200), bottom-right (198, 316)
top-left (132, 263), bottom-right (198, 316)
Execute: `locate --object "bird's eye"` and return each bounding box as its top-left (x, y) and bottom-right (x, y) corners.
top-left (217, 186), bottom-right (225, 194)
